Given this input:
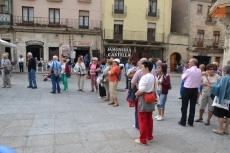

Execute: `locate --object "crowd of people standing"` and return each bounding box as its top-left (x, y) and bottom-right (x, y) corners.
top-left (1, 51), bottom-right (230, 146)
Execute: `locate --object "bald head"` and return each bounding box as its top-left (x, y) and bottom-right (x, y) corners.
top-left (138, 58), bottom-right (148, 68)
top-left (213, 62), bottom-right (219, 67)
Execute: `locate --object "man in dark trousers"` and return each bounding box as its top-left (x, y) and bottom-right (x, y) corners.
top-left (27, 52), bottom-right (37, 89)
top-left (178, 58), bottom-right (201, 127)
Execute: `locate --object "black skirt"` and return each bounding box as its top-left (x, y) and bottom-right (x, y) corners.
top-left (99, 84), bottom-right (106, 97)
top-left (213, 106), bottom-right (230, 118)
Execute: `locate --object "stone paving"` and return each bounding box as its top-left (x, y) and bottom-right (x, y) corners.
top-left (0, 72), bottom-right (229, 153)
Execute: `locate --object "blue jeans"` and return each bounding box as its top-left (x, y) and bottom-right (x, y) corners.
top-left (157, 90), bottom-right (168, 109)
top-left (51, 74), bottom-right (60, 92)
top-left (28, 69), bottom-right (37, 88)
top-left (180, 80), bottom-right (185, 97)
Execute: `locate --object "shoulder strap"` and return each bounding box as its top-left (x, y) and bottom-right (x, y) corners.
top-left (153, 75), bottom-right (156, 92)
top-left (205, 75), bottom-right (211, 84)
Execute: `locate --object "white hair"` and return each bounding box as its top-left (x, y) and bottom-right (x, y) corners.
top-left (213, 62), bottom-right (219, 66)
top-left (53, 55), bottom-right (58, 60)
top-left (27, 52), bottom-right (32, 57)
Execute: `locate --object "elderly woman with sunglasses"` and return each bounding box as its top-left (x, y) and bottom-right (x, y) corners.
top-left (195, 64), bottom-right (221, 125)
top-left (88, 57), bottom-right (100, 92)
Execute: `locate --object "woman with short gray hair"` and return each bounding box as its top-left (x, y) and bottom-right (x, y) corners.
top-left (0, 53), bottom-right (12, 88)
top-left (211, 65), bottom-right (230, 135)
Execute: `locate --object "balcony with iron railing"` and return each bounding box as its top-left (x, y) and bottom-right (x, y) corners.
top-left (103, 29), bottom-right (164, 42)
top-left (78, 0), bottom-right (91, 3)
top-left (192, 38), bottom-right (224, 49)
top-left (112, 5), bottom-right (127, 17)
top-left (205, 15), bottom-right (216, 25)
top-left (146, 9), bottom-right (159, 18)
top-left (13, 16), bottom-right (101, 30)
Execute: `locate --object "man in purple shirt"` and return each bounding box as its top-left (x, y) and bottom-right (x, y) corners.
top-left (178, 58), bottom-right (202, 127)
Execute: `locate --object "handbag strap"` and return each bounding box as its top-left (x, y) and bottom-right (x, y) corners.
top-left (205, 75), bottom-right (211, 84)
top-left (153, 74), bottom-right (156, 93)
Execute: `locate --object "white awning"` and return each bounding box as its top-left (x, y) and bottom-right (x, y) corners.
top-left (0, 39), bottom-right (17, 48)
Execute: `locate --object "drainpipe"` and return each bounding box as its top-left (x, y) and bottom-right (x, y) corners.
top-left (187, 0), bottom-right (191, 59)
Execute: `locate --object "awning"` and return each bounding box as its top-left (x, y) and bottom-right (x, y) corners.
top-left (210, 0), bottom-right (230, 18)
top-left (0, 39), bottom-right (17, 48)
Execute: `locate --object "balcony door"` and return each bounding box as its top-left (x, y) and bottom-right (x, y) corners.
top-left (147, 23), bottom-right (156, 42)
top-left (114, 0), bottom-right (124, 14)
top-left (148, 0), bottom-right (157, 17)
top-left (114, 20), bottom-right (123, 40)
top-left (213, 31), bottom-right (220, 48)
top-left (49, 8), bottom-right (60, 24)
top-left (22, 7), bottom-right (34, 22)
top-left (79, 10), bottom-right (89, 29)
top-left (197, 30), bottom-right (204, 47)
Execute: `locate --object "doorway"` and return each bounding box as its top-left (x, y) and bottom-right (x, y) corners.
top-left (3, 39), bottom-right (11, 60)
top-left (74, 47), bottom-right (90, 63)
top-left (170, 52), bottom-right (181, 72)
top-left (49, 47), bottom-right (59, 61)
top-left (193, 56), bottom-right (210, 66)
top-left (26, 45), bottom-right (44, 61)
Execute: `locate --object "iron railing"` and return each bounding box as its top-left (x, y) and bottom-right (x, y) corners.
top-left (78, 0), bottom-right (91, 2)
top-left (104, 29), bottom-right (164, 42)
top-left (13, 16), bottom-right (101, 29)
top-left (192, 38), bottom-right (224, 49)
top-left (146, 9), bottom-right (160, 18)
top-left (112, 5), bottom-right (127, 14)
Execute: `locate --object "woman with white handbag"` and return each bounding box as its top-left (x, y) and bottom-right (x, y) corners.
top-left (210, 65), bottom-right (230, 135)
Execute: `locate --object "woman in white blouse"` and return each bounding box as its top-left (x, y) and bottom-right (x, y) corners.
top-left (74, 57), bottom-right (86, 91)
top-left (134, 61), bottom-right (156, 146)
top-left (18, 55), bottom-right (24, 74)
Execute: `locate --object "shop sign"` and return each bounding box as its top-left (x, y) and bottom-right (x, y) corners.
top-left (74, 41), bottom-right (92, 46)
top-left (62, 45), bottom-right (70, 57)
top-left (25, 40), bottom-right (44, 46)
top-left (106, 48), bottom-right (132, 57)
top-left (70, 51), bottom-right (76, 58)
top-left (0, 34), bottom-right (11, 39)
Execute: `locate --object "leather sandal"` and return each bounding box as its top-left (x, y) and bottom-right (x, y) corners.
top-left (113, 104), bottom-right (119, 107)
top-left (212, 129), bottom-right (224, 135)
top-left (108, 102), bottom-right (115, 105)
top-left (195, 119), bottom-right (203, 122)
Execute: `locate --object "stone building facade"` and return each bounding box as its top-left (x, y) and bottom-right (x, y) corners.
top-left (171, 0), bottom-right (226, 69)
top-left (0, 0), bottom-right (102, 64)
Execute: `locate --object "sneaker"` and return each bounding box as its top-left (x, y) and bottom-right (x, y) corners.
top-left (155, 115), bottom-right (160, 119)
top-left (134, 139), bottom-right (146, 146)
top-left (157, 116), bottom-right (164, 121)
top-left (147, 139), bottom-right (154, 143)
top-left (98, 97), bottom-right (102, 99)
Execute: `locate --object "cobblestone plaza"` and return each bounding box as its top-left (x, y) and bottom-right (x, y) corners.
top-left (0, 73), bottom-right (229, 153)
